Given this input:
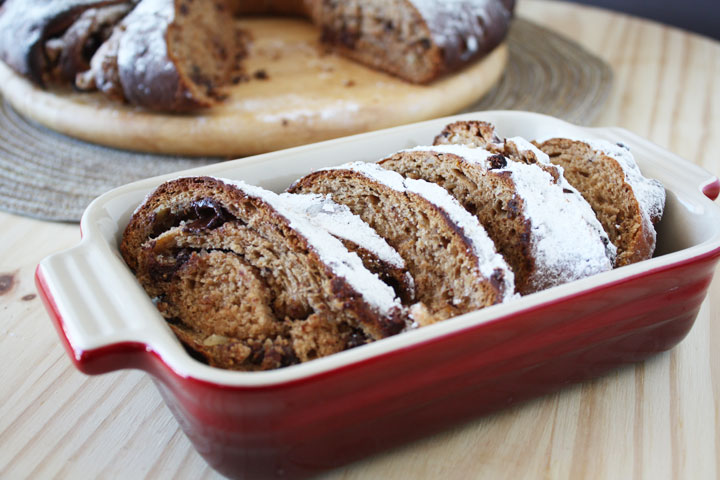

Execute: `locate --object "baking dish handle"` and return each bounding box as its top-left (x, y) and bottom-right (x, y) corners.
top-left (700, 177), bottom-right (720, 201)
top-left (36, 241), bottom-right (163, 375)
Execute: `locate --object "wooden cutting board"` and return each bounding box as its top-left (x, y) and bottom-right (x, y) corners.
top-left (0, 17), bottom-right (507, 158)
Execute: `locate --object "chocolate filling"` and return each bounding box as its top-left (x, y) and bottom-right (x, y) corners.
top-left (149, 197), bottom-right (236, 239)
top-left (488, 154), bottom-right (507, 170)
top-left (346, 327), bottom-right (370, 349)
top-left (489, 268), bottom-right (506, 292)
top-left (183, 197), bottom-right (233, 233)
top-left (146, 247), bottom-right (195, 283)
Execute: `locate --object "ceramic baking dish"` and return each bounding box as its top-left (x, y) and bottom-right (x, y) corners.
top-left (36, 111), bottom-right (720, 479)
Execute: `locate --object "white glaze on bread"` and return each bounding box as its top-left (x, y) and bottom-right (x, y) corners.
top-left (322, 161), bottom-right (516, 301)
top-left (216, 177), bottom-right (405, 318)
top-left (280, 192), bottom-right (406, 269)
top-left (404, 144), bottom-right (615, 290)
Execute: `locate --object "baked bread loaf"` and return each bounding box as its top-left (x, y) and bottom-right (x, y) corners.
top-left (0, 0), bottom-right (135, 86)
top-left (291, 0), bottom-right (515, 84)
top-left (434, 120), bottom-right (665, 267)
top-left (120, 176), bottom-right (408, 370)
top-left (78, 0), bottom-right (244, 111)
top-left (288, 161), bottom-right (516, 323)
top-left (0, 0), bottom-right (514, 111)
top-left (533, 137), bottom-right (666, 266)
top-left (379, 144), bottom-right (615, 294)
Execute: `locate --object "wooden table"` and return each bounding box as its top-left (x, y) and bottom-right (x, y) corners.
top-left (2, 1), bottom-right (719, 478)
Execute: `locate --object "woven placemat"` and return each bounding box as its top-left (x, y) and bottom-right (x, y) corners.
top-left (0, 18), bottom-right (612, 222)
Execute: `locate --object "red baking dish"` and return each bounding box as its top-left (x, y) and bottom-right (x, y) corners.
top-left (36, 111), bottom-right (720, 479)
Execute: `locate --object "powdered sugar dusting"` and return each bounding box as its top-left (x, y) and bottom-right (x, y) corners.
top-left (407, 143), bottom-right (495, 168)
top-left (116, 0), bottom-right (176, 98)
top-left (279, 192), bottom-right (406, 269)
top-left (323, 160), bottom-right (515, 300)
top-left (505, 158), bottom-right (614, 288)
top-left (505, 136), bottom-right (551, 164)
top-left (403, 177), bottom-right (515, 299)
top-left (408, 145), bottom-right (615, 290)
top-left (323, 161), bottom-right (407, 192)
top-left (503, 137), bottom-right (617, 262)
top-left (580, 139), bottom-right (666, 225)
top-left (410, 0), bottom-right (510, 56)
top-left (213, 178), bottom-right (403, 318)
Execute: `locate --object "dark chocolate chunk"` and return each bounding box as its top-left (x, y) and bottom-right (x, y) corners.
top-left (183, 197), bottom-right (232, 233)
top-left (488, 154), bottom-right (507, 170)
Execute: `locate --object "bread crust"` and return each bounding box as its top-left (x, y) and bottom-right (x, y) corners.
top-left (535, 138), bottom-right (664, 267)
top-left (0, 0), bottom-right (131, 85)
top-left (121, 176), bottom-right (408, 370)
top-left (288, 164), bottom-right (514, 321)
top-left (380, 146), bottom-right (615, 294)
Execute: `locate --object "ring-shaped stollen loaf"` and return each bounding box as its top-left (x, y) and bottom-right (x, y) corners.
top-left (0, 0), bottom-right (515, 111)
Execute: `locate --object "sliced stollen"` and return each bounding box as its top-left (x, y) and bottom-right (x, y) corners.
top-left (434, 120), bottom-right (563, 181)
top-left (0, 0), bottom-right (134, 86)
top-left (379, 144), bottom-right (615, 294)
top-left (433, 119), bottom-right (502, 148)
top-left (78, 0), bottom-right (243, 111)
top-left (159, 249), bottom-right (287, 370)
top-left (434, 120), bottom-right (664, 267)
top-left (280, 192), bottom-right (416, 304)
top-left (288, 162), bottom-right (515, 324)
top-left (533, 137), bottom-right (665, 266)
top-left (121, 176), bottom-right (407, 370)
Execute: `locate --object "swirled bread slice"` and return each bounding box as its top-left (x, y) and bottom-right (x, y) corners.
top-left (78, 0), bottom-right (243, 111)
top-left (0, 0), bottom-right (135, 86)
top-left (380, 144), bottom-right (615, 294)
top-left (160, 250), bottom-right (292, 370)
top-left (121, 176), bottom-right (407, 370)
top-left (433, 119), bottom-right (664, 267)
top-left (533, 137), bottom-right (665, 266)
top-left (280, 192), bottom-right (415, 304)
top-left (288, 162), bottom-right (515, 324)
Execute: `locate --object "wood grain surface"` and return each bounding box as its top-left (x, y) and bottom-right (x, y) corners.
top-left (1, 1), bottom-right (720, 478)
